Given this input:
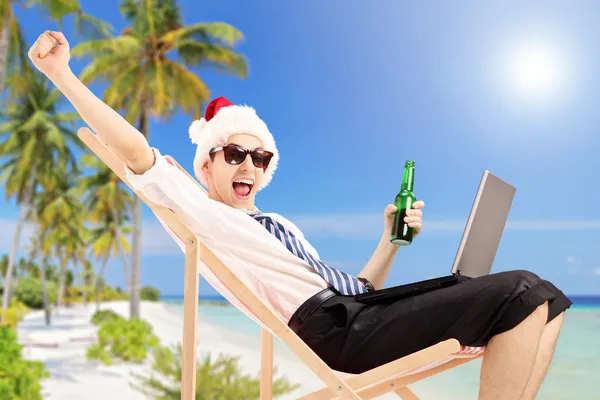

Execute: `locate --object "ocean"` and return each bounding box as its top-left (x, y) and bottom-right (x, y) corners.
top-left (162, 295), bottom-right (600, 399)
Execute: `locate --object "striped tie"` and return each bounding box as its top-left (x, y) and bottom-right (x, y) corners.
top-left (251, 213), bottom-right (368, 296)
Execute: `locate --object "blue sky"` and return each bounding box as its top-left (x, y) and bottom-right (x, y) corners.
top-left (1, 1), bottom-right (599, 296)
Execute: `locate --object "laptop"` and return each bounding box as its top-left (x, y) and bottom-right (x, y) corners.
top-left (354, 170), bottom-right (516, 304)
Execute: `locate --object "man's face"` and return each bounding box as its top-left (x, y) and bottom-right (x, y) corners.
top-left (203, 134), bottom-right (268, 209)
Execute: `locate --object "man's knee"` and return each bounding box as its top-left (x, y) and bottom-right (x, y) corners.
top-left (503, 269), bottom-right (542, 284)
top-left (484, 270), bottom-right (541, 299)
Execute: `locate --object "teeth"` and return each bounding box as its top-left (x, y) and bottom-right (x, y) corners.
top-left (234, 179), bottom-right (254, 185)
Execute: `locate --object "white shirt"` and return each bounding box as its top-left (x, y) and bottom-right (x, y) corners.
top-left (125, 148), bottom-right (329, 324)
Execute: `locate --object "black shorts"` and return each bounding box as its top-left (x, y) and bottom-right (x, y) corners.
top-left (290, 270), bottom-right (572, 374)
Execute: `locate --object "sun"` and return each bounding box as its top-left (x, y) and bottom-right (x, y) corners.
top-left (502, 39), bottom-right (567, 102)
top-left (510, 44), bottom-right (563, 96)
top-left (511, 47), bottom-right (561, 94)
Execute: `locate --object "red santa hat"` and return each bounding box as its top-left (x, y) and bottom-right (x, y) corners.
top-left (189, 96), bottom-right (279, 191)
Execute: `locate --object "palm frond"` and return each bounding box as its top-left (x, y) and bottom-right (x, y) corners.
top-left (160, 22), bottom-right (245, 48)
top-left (0, 120), bottom-right (22, 135)
top-left (72, 11), bottom-right (114, 39)
top-left (77, 54), bottom-right (134, 85)
top-left (176, 41), bottom-right (248, 77)
top-left (160, 59), bottom-right (210, 117)
top-left (29, 0), bottom-right (114, 38)
top-left (102, 61), bottom-right (143, 109)
top-left (71, 35), bottom-right (142, 59)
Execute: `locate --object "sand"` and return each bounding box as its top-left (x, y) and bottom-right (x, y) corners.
top-left (16, 301), bottom-right (436, 399)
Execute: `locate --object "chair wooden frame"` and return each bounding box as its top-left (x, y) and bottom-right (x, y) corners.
top-left (78, 127), bottom-right (484, 400)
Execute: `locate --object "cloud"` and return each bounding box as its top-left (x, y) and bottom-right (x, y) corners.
top-left (594, 268), bottom-right (600, 276)
top-left (286, 214), bottom-right (465, 239)
top-left (2, 213), bottom-right (600, 256)
top-left (506, 221), bottom-right (600, 230)
top-left (566, 256), bottom-right (580, 264)
top-left (286, 212), bottom-right (600, 239)
top-left (0, 218), bottom-right (181, 257)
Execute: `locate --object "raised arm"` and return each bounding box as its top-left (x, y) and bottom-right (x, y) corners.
top-left (28, 30), bottom-right (155, 175)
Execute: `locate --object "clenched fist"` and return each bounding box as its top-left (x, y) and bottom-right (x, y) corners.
top-left (28, 30), bottom-right (71, 79)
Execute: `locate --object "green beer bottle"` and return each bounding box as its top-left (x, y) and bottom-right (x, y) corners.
top-left (390, 160), bottom-right (416, 246)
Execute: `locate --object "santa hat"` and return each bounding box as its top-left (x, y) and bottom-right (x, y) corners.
top-left (189, 96), bottom-right (279, 191)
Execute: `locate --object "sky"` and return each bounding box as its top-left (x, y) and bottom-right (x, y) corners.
top-left (1, 1), bottom-right (599, 296)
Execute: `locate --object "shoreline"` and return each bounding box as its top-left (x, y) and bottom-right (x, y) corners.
top-left (16, 299), bottom-right (596, 399)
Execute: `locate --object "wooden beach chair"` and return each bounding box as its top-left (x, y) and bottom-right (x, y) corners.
top-left (78, 126), bottom-right (485, 400)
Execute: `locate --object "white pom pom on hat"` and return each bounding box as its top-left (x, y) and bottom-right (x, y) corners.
top-left (188, 96), bottom-right (279, 191)
top-left (188, 119), bottom-right (206, 144)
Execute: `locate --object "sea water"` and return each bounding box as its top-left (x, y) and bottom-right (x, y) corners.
top-left (163, 296), bottom-right (600, 399)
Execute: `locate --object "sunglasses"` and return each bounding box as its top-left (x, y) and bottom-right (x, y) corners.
top-left (209, 144), bottom-right (274, 170)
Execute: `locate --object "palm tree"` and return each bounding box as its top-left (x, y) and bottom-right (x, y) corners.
top-left (39, 170), bottom-right (85, 311)
top-left (80, 259), bottom-right (94, 306)
top-left (71, 0), bottom-right (249, 318)
top-left (30, 167), bottom-right (84, 321)
top-left (79, 153), bottom-right (133, 311)
top-left (0, 0), bottom-right (111, 98)
top-left (0, 69), bottom-right (82, 310)
top-left (26, 234), bottom-right (51, 324)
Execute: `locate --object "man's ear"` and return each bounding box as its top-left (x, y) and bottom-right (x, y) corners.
top-left (202, 160), bottom-right (210, 173)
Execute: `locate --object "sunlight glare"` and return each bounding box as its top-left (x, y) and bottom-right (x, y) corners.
top-left (501, 38), bottom-right (569, 105)
top-left (511, 47), bottom-right (561, 95)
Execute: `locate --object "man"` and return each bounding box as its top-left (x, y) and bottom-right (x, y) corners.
top-left (29, 31), bottom-right (571, 400)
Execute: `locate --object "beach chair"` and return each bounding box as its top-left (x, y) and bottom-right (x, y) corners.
top-left (78, 126), bottom-right (485, 400)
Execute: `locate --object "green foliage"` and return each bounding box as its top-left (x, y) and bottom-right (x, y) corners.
top-left (140, 286), bottom-right (160, 301)
top-left (0, 327), bottom-right (49, 400)
top-left (101, 285), bottom-right (129, 301)
top-left (90, 309), bottom-right (122, 326)
top-left (0, 299), bottom-right (29, 328)
top-left (131, 343), bottom-right (300, 399)
top-left (14, 276), bottom-right (57, 309)
top-left (86, 315), bottom-right (159, 365)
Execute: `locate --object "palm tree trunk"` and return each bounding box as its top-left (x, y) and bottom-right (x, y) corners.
top-left (83, 264), bottom-right (92, 306)
top-left (95, 255), bottom-right (109, 312)
top-left (56, 257), bottom-right (67, 312)
top-left (0, 11), bottom-right (11, 95)
top-left (2, 205), bottom-right (27, 309)
top-left (2, 152), bottom-right (39, 309)
top-left (8, 274), bottom-right (20, 303)
top-left (117, 229), bottom-right (131, 292)
top-left (110, 200), bottom-right (131, 292)
top-left (38, 248), bottom-right (51, 325)
top-left (130, 110), bottom-right (148, 319)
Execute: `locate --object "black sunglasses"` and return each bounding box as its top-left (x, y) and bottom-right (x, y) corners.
top-left (209, 144), bottom-right (274, 170)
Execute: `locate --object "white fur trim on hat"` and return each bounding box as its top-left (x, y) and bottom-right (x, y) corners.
top-left (189, 118), bottom-right (206, 144)
top-left (189, 104), bottom-right (279, 191)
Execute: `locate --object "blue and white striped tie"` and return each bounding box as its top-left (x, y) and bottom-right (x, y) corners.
top-left (251, 213), bottom-right (368, 296)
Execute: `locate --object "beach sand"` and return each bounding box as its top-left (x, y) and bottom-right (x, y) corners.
top-left (16, 300), bottom-right (452, 399)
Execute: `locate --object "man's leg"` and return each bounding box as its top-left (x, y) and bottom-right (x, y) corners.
top-left (520, 311), bottom-right (565, 400)
top-left (293, 270), bottom-right (572, 382)
top-left (479, 302), bottom-right (548, 400)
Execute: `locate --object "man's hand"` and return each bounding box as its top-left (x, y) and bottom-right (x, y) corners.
top-left (28, 30), bottom-right (71, 79)
top-left (383, 200), bottom-right (425, 243)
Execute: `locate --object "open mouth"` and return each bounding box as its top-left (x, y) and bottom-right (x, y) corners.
top-left (232, 178), bottom-right (254, 199)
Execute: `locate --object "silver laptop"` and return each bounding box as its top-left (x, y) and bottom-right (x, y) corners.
top-left (355, 170), bottom-right (516, 303)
